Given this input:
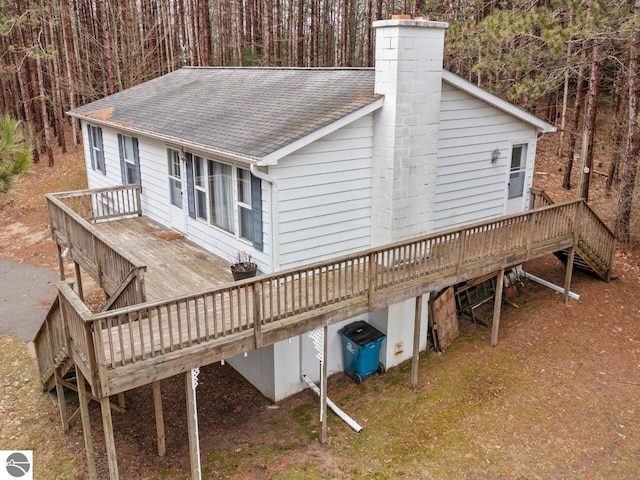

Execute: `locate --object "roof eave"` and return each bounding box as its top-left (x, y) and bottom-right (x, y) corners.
top-left (257, 97), bottom-right (385, 166)
top-left (442, 71), bottom-right (557, 134)
top-left (67, 111), bottom-right (261, 164)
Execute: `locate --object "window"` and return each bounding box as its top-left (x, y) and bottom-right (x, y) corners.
top-left (87, 125), bottom-right (105, 175)
top-left (193, 155), bottom-right (207, 221)
top-left (168, 150), bottom-right (182, 208)
top-left (508, 144), bottom-right (527, 200)
top-left (237, 167), bottom-right (253, 242)
top-left (118, 134), bottom-right (140, 186)
top-left (176, 153), bottom-right (263, 249)
top-left (208, 160), bottom-right (234, 232)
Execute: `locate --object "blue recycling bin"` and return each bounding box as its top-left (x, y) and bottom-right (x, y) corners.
top-left (338, 320), bottom-right (386, 384)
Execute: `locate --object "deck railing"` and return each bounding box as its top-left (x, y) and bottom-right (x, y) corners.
top-left (34, 296), bottom-right (67, 389)
top-left (78, 200), bottom-right (580, 383)
top-left (39, 183), bottom-right (616, 396)
top-left (577, 204), bottom-right (617, 280)
top-left (529, 187), bottom-right (616, 280)
top-left (46, 185), bottom-right (146, 300)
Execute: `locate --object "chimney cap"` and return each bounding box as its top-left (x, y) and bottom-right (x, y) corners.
top-left (373, 18), bottom-right (449, 29)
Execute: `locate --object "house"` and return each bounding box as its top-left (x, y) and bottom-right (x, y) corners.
top-left (66, 18), bottom-right (555, 403)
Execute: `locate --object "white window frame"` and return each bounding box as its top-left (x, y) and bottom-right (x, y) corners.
top-left (89, 125), bottom-right (105, 175)
top-left (193, 155), bottom-right (208, 222)
top-left (122, 135), bottom-right (137, 184)
top-left (508, 144), bottom-right (528, 200)
top-left (168, 150), bottom-right (182, 209)
top-left (236, 167), bottom-right (253, 243)
top-left (208, 158), bottom-right (235, 234)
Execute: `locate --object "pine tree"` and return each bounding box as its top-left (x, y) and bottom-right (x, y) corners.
top-left (0, 115), bottom-right (32, 193)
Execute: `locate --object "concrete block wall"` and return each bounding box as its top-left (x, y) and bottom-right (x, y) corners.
top-left (371, 19), bottom-right (449, 247)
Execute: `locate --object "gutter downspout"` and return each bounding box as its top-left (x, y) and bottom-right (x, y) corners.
top-left (301, 374), bottom-right (363, 433)
top-left (250, 164), bottom-right (280, 273)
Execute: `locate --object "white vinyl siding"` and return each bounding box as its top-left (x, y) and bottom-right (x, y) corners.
top-left (434, 83), bottom-right (538, 230)
top-left (272, 115), bottom-right (373, 270)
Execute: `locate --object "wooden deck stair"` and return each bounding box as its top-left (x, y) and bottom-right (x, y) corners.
top-left (530, 188), bottom-right (616, 282)
top-left (35, 186), bottom-right (617, 401)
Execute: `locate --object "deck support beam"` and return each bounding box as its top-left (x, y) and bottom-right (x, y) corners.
top-left (491, 269), bottom-right (505, 347)
top-left (100, 395), bottom-right (119, 479)
top-left (320, 325), bottom-right (329, 444)
top-left (153, 381), bottom-right (166, 457)
top-left (76, 368), bottom-right (98, 479)
top-left (563, 246), bottom-right (576, 305)
top-left (411, 294), bottom-right (423, 390)
top-left (185, 369), bottom-right (202, 479)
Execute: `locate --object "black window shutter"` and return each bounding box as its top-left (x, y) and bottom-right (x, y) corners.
top-left (132, 137), bottom-right (141, 188)
top-left (117, 134), bottom-right (126, 183)
top-left (87, 125), bottom-right (95, 171)
top-left (185, 154), bottom-right (195, 219)
top-left (251, 173), bottom-right (263, 251)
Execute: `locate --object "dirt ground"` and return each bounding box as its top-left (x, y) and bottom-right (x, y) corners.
top-left (2, 126), bottom-right (640, 479)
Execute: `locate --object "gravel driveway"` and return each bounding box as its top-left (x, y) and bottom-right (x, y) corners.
top-left (0, 258), bottom-right (59, 342)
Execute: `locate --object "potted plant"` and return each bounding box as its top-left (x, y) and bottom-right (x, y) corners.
top-left (230, 251), bottom-right (258, 281)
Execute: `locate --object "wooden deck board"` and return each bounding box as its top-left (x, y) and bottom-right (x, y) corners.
top-left (94, 217), bottom-right (234, 300)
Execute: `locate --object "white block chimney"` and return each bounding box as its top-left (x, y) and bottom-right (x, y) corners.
top-left (371, 18), bottom-right (448, 246)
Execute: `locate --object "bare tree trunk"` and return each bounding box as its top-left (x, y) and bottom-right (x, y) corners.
top-left (563, 46), bottom-right (587, 190)
top-left (310, 0), bottom-right (318, 66)
top-left (60, 0), bottom-right (79, 148)
top-left (237, 0), bottom-right (246, 65)
top-left (556, 41), bottom-right (572, 156)
top-left (296, 0), bottom-right (304, 66)
top-left (615, 0), bottom-right (640, 242)
top-left (47, 9), bottom-right (67, 153)
top-left (30, 19), bottom-right (55, 166)
top-left (266, 0), bottom-right (274, 65)
top-left (287, 0), bottom-right (295, 65)
top-left (606, 66), bottom-right (628, 195)
top-left (322, 0), bottom-right (330, 66)
top-left (199, 0), bottom-right (212, 65)
top-left (14, 0), bottom-right (40, 163)
top-left (581, 42), bottom-right (602, 203)
top-left (98, 0), bottom-right (115, 94)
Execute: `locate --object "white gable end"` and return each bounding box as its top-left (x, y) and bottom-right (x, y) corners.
top-left (434, 82), bottom-right (540, 230)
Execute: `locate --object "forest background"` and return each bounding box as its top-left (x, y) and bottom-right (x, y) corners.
top-left (1, 0), bottom-right (639, 240)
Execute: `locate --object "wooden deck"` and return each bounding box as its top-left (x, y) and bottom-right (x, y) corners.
top-left (94, 216), bottom-right (234, 300)
top-left (33, 184), bottom-right (618, 480)
top-left (36, 185), bottom-right (617, 400)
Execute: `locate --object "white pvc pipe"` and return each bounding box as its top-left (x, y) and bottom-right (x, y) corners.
top-left (522, 271), bottom-right (580, 301)
top-left (302, 374), bottom-right (363, 433)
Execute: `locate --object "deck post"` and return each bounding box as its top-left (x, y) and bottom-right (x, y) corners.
top-left (491, 269), bottom-right (505, 347)
top-left (153, 380), bottom-right (166, 457)
top-left (185, 369), bottom-right (202, 479)
top-left (368, 252), bottom-right (377, 312)
top-left (411, 294), bottom-right (423, 390)
top-left (563, 246), bottom-right (576, 305)
top-left (56, 243), bottom-right (66, 280)
top-left (76, 368), bottom-right (98, 479)
top-left (74, 260), bottom-right (84, 301)
top-left (100, 395), bottom-right (120, 479)
top-left (320, 325), bottom-right (329, 444)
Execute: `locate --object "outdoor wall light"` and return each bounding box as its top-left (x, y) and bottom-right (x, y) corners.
top-left (490, 148), bottom-right (501, 163)
top-left (178, 151), bottom-right (187, 162)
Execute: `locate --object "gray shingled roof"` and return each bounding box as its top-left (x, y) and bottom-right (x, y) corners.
top-left (69, 67), bottom-right (380, 161)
